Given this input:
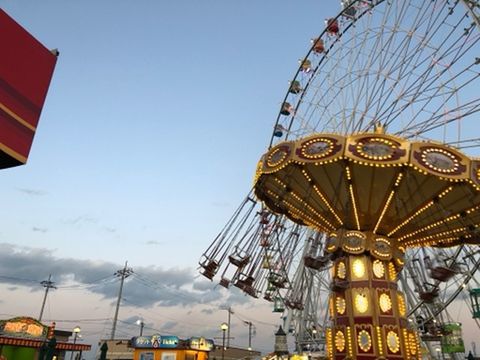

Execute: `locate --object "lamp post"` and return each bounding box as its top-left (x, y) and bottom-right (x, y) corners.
top-left (136, 319), bottom-right (144, 336)
top-left (244, 321), bottom-right (254, 352)
top-left (70, 326), bottom-right (81, 360)
top-left (221, 322), bottom-right (228, 360)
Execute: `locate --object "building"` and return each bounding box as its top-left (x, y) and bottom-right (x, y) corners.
top-left (96, 339), bottom-right (134, 360)
top-left (0, 316), bottom-right (90, 360)
top-left (96, 336), bottom-right (261, 360)
top-left (130, 334), bottom-right (214, 360)
top-left (210, 345), bottom-right (261, 360)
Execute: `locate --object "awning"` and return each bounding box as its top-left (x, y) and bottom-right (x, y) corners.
top-left (0, 336), bottom-right (91, 351)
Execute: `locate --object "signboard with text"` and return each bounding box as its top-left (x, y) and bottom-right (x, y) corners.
top-left (132, 335), bottom-right (214, 352)
top-left (132, 335), bottom-right (179, 349)
top-left (189, 337), bottom-right (214, 352)
top-left (0, 317), bottom-right (48, 339)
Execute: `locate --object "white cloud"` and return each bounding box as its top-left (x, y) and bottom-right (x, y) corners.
top-left (16, 188), bottom-right (48, 196)
top-left (0, 243), bottom-right (283, 359)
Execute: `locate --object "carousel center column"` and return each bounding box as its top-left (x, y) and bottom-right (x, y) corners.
top-left (324, 229), bottom-right (420, 360)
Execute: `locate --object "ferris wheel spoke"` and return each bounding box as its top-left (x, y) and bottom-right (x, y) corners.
top-left (364, 5), bottom-right (420, 120)
top-left (340, 9), bottom-right (378, 132)
top-left (397, 97), bottom-right (480, 140)
top-left (382, 38), bottom-right (478, 138)
top-left (382, 62), bottom-right (476, 139)
top-left (379, 57), bottom-right (456, 133)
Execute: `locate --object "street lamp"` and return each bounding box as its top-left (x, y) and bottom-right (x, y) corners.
top-left (221, 322), bottom-right (228, 360)
top-left (244, 321), bottom-right (254, 352)
top-left (70, 326), bottom-right (81, 360)
top-left (136, 319), bottom-right (144, 336)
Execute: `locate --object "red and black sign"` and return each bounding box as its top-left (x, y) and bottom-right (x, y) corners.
top-left (0, 9), bottom-right (57, 169)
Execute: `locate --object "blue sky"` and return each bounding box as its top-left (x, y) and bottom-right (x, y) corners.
top-left (0, 0), bottom-right (339, 267)
top-left (1, 1), bottom-right (479, 358)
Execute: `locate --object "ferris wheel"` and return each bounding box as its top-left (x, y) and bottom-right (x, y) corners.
top-left (200, 0), bottom-right (480, 358)
top-left (273, 0), bottom-right (480, 354)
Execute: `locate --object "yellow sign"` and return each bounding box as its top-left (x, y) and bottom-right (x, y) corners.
top-left (5, 321), bottom-right (42, 337)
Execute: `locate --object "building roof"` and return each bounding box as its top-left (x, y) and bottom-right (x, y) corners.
top-left (210, 345), bottom-right (261, 360)
top-left (0, 335), bottom-right (91, 351)
top-left (275, 326), bottom-right (286, 336)
top-left (97, 339), bottom-right (134, 359)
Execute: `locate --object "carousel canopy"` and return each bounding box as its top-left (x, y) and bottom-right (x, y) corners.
top-left (254, 131), bottom-right (480, 249)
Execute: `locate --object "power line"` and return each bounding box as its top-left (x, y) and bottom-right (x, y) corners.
top-left (116, 318), bottom-right (166, 336)
top-left (233, 310), bottom-right (277, 327)
top-left (43, 318), bottom-right (111, 323)
top-left (121, 297), bottom-right (209, 329)
top-left (132, 273), bottom-right (200, 303)
top-left (55, 274), bottom-right (117, 289)
top-left (0, 273), bottom-right (116, 289)
top-left (0, 275), bottom-right (39, 284)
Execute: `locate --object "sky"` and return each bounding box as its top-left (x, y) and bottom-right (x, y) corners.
top-left (0, 1), bottom-right (479, 359)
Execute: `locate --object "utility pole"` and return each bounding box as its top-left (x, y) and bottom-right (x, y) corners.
top-left (222, 306), bottom-right (234, 347)
top-left (111, 261), bottom-right (133, 340)
top-left (244, 321), bottom-right (254, 350)
top-left (39, 274), bottom-right (56, 322)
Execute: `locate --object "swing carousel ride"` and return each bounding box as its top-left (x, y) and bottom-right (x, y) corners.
top-left (200, 1), bottom-right (480, 359)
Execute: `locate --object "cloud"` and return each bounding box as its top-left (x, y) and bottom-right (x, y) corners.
top-left (32, 227), bottom-right (48, 233)
top-left (123, 315), bottom-right (143, 324)
top-left (0, 243), bottom-right (225, 309)
top-left (0, 243), bottom-right (282, 355)
top-left (62, 215), bottom-right (98, 226)
top-left (16, 188), bottom-right (47, 196)
top-left (160, 321), bottom-right (177, 331)
top-left (61, 215), bottom-right (117, 237)
top-left (225, 287), bottom-right (255, 306)
top-left (145, 240), bottom-right (162, 246)
top-left (192, 280), bottom-right (215, 292)
top-left (200, 308), bottom-right (215, 315)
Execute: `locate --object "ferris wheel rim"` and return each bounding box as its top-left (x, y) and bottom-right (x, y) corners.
top-left (269, 0), bottom-right (480, 151)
